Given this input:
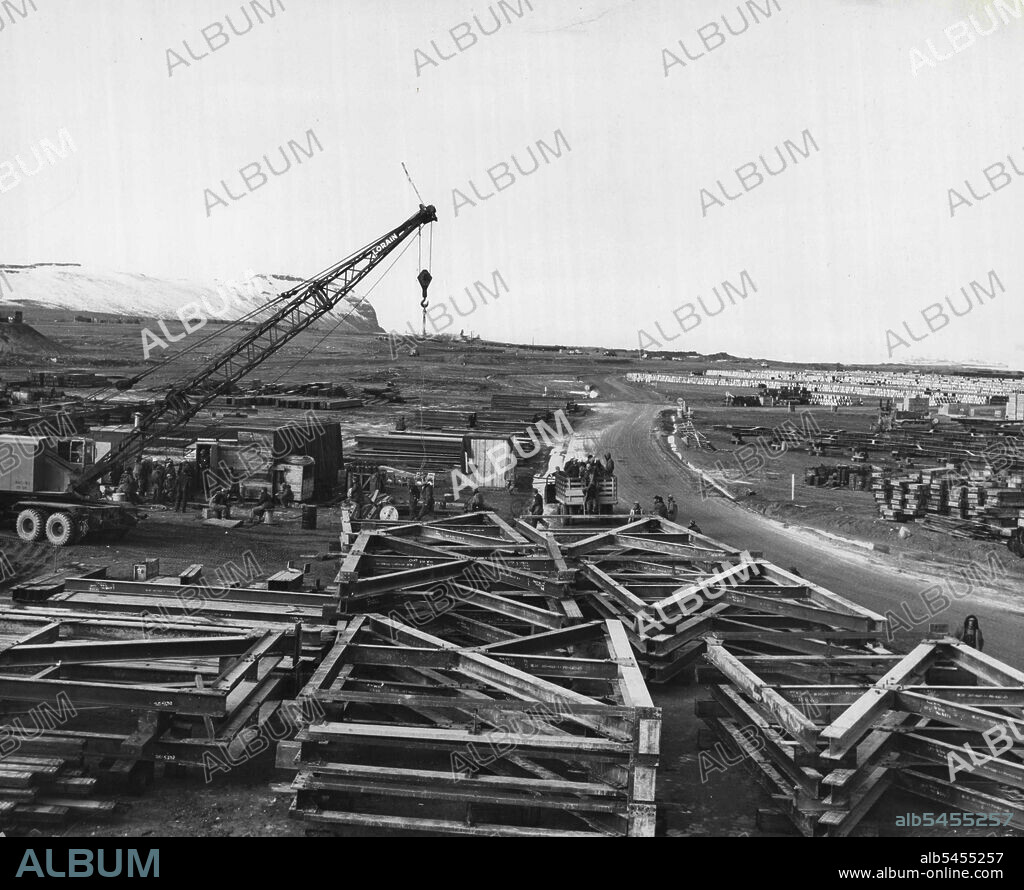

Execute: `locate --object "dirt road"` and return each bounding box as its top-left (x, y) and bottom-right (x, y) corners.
top-left (585, 382), bottom-right (1024, 663)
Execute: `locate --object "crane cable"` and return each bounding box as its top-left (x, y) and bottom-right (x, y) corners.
top-left (262, 229), bottom-right (423, 386)
top-left (15, 216), bottom-right (433, 429)
top-left (88, 216), bottom-right (429, 399)
top-left (41, 291), bottom-right (301, 414)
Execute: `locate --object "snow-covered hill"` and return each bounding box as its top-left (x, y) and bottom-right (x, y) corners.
top-left (0, 264), bottom-right (384, 333)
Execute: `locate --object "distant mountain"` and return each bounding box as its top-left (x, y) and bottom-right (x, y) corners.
top-left (0, 264), bottom-right (384, 333)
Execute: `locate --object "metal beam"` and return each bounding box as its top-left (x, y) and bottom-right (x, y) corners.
top-left (703, 638), bottom-right (819, 752)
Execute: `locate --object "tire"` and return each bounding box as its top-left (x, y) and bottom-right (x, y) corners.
top-left (44, 511), bottom-right (75, 546)
top-left (15, 508), bottom-right (45, 543)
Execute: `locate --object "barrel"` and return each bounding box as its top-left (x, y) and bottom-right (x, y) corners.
top-left (301, 505), bottom-right (317, 530)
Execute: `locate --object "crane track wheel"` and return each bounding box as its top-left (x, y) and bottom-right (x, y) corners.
top-left (16, 508), bottom-right (45, 543)
top-left (44, 511), bottom-right (76, 546)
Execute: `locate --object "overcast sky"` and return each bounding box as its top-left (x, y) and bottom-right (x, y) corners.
top-left (2, 0), bottom-right (1022, 367)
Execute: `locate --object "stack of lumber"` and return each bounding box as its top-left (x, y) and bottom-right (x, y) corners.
top-left (490, 393), bottom-right (577, 414)
top-left (401, 408), bottom-right (477, 429)
top-left (349, 432), bottom-right (468, 472)
top-left (477, 409), bottom-right (555, 427)
top-left (872, 466), bottom-right (1024, 534)
top-left (0, 748), bottom-right (118, 830)
top-left (271, 396), bottom-right (361, 410)
top-left (804, 464), bottom-right (872, 489)
top-left (0, 560), bottom-right (335, 834)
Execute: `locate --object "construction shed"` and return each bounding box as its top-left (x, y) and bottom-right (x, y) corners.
top-left (234, 420), bottom-right (343, 500)
top-left (90, 416), bottom-right (343, 500)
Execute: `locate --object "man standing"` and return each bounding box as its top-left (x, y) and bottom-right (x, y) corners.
top-left (139, 458), bottom-right (153, 498)
top-left (163, 462), bottom-right (177, 504)
top-left (150, 462), bottom-right (165, 504)
top-left (417, 479), bottom-right (435, 519)
top-left (956, 615), bottom-right (984, 651)
top-left (408, 477), bottom-right (421, 518)
top-left (175, 464), bottom-right (192, 513)
top-left (652, 496), bottom-right (668, 518)
top-left (133, 459), bottom-right (146, 497)
top-left (529, 492), bottom-right (544, 516)
top-left (666, 495), bottom-right (678, 522)
top-left (468, 488), bottom-right (486, 512)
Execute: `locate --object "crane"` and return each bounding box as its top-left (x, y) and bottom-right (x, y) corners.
top-left (5, 203), bottom-right (437, 545)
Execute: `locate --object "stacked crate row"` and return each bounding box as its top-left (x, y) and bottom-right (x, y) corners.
top-left (872, 466), bottom-right (1024, 533)
top-left (804, 464), bottom-right (872, 490)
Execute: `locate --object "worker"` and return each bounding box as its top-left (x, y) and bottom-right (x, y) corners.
top-left (666, 495), bottom-right (678, 523)
top-left (529, 491), bottom-right (549, 528)
top-left (417, 479), bottom-right (434, 519)
top-left (603, 452), bottom-right (615, 476)
top-left (250, 488), bottom-right (274, 524)
top-left (208, 487), bottom-right (228, 520)
top-left (174, 463), bottom-right (192, 512)
top-left (529, 492), bottom-right (544, 516)
top-left (956, 615), bottom-right (984, 651)
top-left (119, 474), bottom-right (140, 504)
top-left (584, 477), bottom-right (598, 515)
top-left (652, 496), bottom-right (668, 519)
top-left (687, 519), bottom-right (702, 534)
top-left (467, 488), bottom-right (486, 512)
top-left (139, 458), bottom-right (153, 497)
top-left (150, 462), bottom-right (165, 504)
top-left (163, 463), bottom-right (177, 503)
top-left (279, 482), bottom-right (295, 508)
top-left (408, 477), bottom-right (421, 516)
top-left (628, 501), bottom-right (642, 520)
top-left (132, 459), bottom-right (146, 496)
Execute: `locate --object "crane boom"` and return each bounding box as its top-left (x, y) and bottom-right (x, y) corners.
top-left (73, 203), bottom-right (437, 494)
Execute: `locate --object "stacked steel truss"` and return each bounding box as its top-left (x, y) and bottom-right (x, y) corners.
top-left (0, 564), bottom-right (332, 832)
top-left (4, 511), bottom-right (1022, 837)
top-left (700, 635), bottom-right (1024, 836)
top-left (279, 512), bottom-right (660, 836)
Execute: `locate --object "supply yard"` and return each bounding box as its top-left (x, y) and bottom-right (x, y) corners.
top-left (0, 308), bottom-right (1022, 839)
top-left (9, 0), bottom-right (1024, 873)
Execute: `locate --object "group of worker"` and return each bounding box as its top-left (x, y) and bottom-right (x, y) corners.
top-left (562, 452), bottom-right (616, 515)
top-left (114, 458), bottom-right (195, 511)
top-left (627, 495), bottom-right (700, 532)
top-left (408, 476), bottom-right (435, 519)
top-left (208, 482), bottom-right (294, 523)
top-left (563, 452), bottom-right (614, 485)
top-left (348, 467), bottom-right (389, 512)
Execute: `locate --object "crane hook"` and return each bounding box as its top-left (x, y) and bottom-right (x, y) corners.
top-left (417, 269), bottom-right (432, 338)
